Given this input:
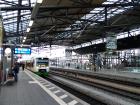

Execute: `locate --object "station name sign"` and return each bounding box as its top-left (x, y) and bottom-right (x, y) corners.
top-left (14, 47), bottom-right (31, 54)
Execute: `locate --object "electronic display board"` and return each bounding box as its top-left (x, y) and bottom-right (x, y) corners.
top-left (14, 48), bottom-right (31, 54)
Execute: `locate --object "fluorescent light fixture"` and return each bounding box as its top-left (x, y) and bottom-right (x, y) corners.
top-left (37, 0), bottom-right (43, 3)
top-left (29, 20), bottom-right (33, 26)
top-left (26, 28), bottom-right (30, 32)
top-left (24, 37), bottom-right (27, 40)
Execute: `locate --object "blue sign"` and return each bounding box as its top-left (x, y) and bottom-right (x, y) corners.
top-left (14, 48), bottom-right (31, 54)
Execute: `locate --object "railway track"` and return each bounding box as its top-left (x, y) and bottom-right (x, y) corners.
top-left (46, 76), bottom-right (106, 105)
top-left (49, 67), bottom-right (140, 105)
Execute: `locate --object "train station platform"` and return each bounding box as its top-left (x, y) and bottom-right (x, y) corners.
top-left (96, 69), bottom-right (140, 79)
top-left (50, 66), bottom-right (140, 84)
top-left (95, 69), bottom-right (140, 84)
top-left (0, 70), bottom-right (89, 105)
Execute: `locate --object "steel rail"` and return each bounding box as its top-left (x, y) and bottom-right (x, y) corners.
top-left (49, 69), bottom-right (140, 98)
top-left (48, 74), bottom-right (139, 105)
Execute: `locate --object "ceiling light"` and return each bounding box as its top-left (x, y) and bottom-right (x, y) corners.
top-left (37, 0), bottom-right (43, 3)
top-left (24, 37), bottom-right (27, 40)
top-left (29, 20), bottom-right (33, 27)
top-left (21, 44), bottom-right (23, 47)
top-left (26, 28), bottom-right (30, 32)
top-left (23, 40), bottom-right (25, 42)
top-left (5, 48), bottom-right (11, 55)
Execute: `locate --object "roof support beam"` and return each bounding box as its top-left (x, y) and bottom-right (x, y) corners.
top-left (1, 6), bottom-right (32, 11)
top-left (28, 0), bottom-right (31, 7)
top-left (29, 22), bottom-right (140, 35)
top-left (37, 12), bottom-right (95, 18)
top-left (4, 19), bottom-right (30, 25)
top-left (29, 28), bottom-right (89, 35)
top-left (38, 3), bottom-right (140, 10)
top-left (17, 0), bottom-right (22, 35)
top-left (3, 13), bottom-right (31, 21)
top-left (36, 15), bottom-right (104, 24)
top-left (105, 7), bottom-right (108, 26)
top-left (31, 2), bottom-right (41, 19)
top-left (69, 0), bottom-right (89, 5)
top-left (1, 3), bottom-right (140, 11)
top-left (1, 0), bottom-right (18, 6)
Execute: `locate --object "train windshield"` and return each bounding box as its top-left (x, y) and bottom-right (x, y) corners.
top-left (36, 58), bottom-right (49, 65)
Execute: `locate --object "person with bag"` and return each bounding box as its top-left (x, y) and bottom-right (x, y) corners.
top-left (12, 63), bottom-right (19, 82)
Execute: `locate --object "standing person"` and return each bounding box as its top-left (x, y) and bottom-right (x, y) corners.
top-left (12, 63), bottom-right (19, 82)
top-left (103, 58), bottom-right (106, 69)
top-left (22, 63), bottom-right (25, 71)
top-left (122, 59), bottom-right (128, 67)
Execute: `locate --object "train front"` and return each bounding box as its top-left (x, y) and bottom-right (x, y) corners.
top-left (36, 58), bottom-right (49, 77)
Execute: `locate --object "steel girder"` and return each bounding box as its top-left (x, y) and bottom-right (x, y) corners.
top-left (1, 3), bottom-right (140, 11)
top-left (2, 1), bottom-right (140, 46)
top-left (3, 13), bottom-right (31, 21)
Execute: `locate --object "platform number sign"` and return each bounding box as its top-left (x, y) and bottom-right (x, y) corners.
top-left (106, 32), bottom-right (117, 52)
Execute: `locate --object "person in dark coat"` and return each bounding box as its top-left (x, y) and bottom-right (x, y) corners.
top-left (12, 63), bottom-right (19, 82)
top-left (22, 63), bottom-right (25, 71)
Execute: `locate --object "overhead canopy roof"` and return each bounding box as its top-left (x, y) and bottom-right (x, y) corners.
top-left (1, 0), bottom-right (36, 44)
top-left (1, 0), bottom-right (140, 47)
top-left (26, 0), bottom-right (105, 46)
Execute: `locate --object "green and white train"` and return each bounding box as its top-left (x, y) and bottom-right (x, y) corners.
top-left (25, 57), bottom-right (49, 77)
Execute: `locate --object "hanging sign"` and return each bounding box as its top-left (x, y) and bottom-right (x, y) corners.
top-left (106, 32), bottom-right (117, 50)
